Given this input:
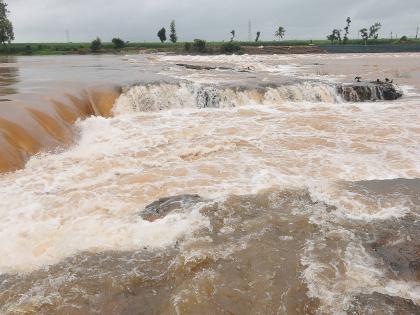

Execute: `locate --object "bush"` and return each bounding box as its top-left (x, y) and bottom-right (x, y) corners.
top-left (112, 37), bottom-right (125, 49)
top-left (192, 39), bottom-right (206, 52)
top-left (184, 42), bottom-right (192, 51)
top-left (399, 35), bottom-right (408, 42)
top-left (220, 42), bottom-right (242, 54)
top-left (90, 37), bottom-right (102, 52)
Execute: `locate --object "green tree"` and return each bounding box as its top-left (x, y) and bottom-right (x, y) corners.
top-left (369, 22), bottom-right (381, 39)
top-left (343, 17), bottom-right (351, 44)
top-left (327, 29), bottom-right (341, 44)
top-left (359, 28), bottom-right (369, 45)
top-left (90, 37), bottom-right (102, 52)
top-left (169, 20), bottom-right (177, 43)
top-left (230, 30), bottom-right (235, 42)
top-left (0, 0), bottom-right (14, 45)
top-left (275, 26), bottom-right (285, 40)
top-left (112, 37), bottom-right (125, 49)
top-left (157, 27), bottom-right (166, 43)
top-left (255, 31), bottom-right (261, 42)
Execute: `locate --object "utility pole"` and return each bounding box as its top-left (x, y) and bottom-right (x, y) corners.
top-left (248, 19), bottom-right (252, 42)
top-left (65, 29), bottom-right (70, 43)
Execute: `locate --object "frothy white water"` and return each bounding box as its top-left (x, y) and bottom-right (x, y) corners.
top-left (0, 88), bottom-right (418, 274)
top-left (113, 82), bottom-right (340, 114)
top-left (0, 53), bottom-right (419, 315)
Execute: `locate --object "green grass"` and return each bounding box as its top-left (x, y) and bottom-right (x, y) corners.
top-left (0, 42), bottom-right (186, 55)
top-left (1, 38), bottom-right (420, 56)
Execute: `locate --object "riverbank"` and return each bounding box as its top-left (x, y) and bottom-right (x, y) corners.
top-left (1, 38), bottom-right (420, 56)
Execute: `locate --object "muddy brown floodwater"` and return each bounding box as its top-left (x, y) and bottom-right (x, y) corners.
top-left (0, 53), bottom-right (419, 314)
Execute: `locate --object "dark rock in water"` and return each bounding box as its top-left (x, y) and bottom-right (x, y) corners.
top-left (365, 214), bottom-right (420, 282)
top-left (337, 82), bottom-right (403, 102)
top-left (344, 179), bottom-right (420, 287)
top-left (176, 63), bottom-right (251, 73)
top-left (347, 292), bottom-right (420, 315)
top-left (176, 63), bottom-right (234, 71)
top-left (141, 194), bottom-right (204, 222)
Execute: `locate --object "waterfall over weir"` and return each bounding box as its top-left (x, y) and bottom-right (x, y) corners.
top-left (0, 86), bottom-right (121, 173)
top-left (114, 81), bottom-right (403, 114)
top-left (0, 79), bottom-right (404, 173)
top-left (113, 82), bottom-right (340, 114)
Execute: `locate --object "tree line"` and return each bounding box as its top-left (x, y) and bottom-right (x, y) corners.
top-left (156, 21), bottom-right (286, 43)
top-left (327, 17), bottom-right (382, 45)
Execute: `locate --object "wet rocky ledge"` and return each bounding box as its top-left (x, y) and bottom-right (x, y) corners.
top-left (337, 82), bottom-right (403, 101)
top-left (173, 63), bottom-right (403, 103)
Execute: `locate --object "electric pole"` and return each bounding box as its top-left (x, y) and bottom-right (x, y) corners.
top-left (248, 19), bottom-right (252, 42)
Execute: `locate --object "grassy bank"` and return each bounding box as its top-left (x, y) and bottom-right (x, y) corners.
top-left (1, 38), bottom-right (420, 56)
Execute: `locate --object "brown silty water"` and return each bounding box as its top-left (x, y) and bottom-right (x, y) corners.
top-left (0, 53), bottom-right (419, 314)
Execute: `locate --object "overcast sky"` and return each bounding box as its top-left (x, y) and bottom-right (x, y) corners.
top-left (7, 0), bottom-right (420, 42)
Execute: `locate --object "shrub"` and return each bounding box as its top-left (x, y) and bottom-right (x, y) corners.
top-left (90, 37), bottom-right (102, 52)
top-left (220, 41), bottom-right (242, 54)
top-left (192, 39), bottom-right (206, 52)
top-left (399, 35), bottom-right (408, 42)
top-left (112, 37), bottom-right (125, 49)
top-left (184, 42), bottom-right (192, 51)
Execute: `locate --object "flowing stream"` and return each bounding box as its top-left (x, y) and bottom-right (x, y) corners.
top-left (0, 53), bottom-right (419, 314)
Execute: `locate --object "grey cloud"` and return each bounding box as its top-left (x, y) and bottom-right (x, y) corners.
top-left (6, 0), bottom-right (420, 42)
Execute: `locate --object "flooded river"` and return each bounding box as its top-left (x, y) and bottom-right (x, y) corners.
top-left (0, 53), bottom-right (419, 314)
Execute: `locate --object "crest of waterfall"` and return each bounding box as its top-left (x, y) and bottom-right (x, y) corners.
top-left (113, 82), bottom-right (342, 114)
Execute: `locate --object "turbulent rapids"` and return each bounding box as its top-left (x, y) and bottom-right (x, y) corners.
top-left (0, 53), bottom-right (419, 314)
top-left (0, 79), bottom-right (401, 173)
